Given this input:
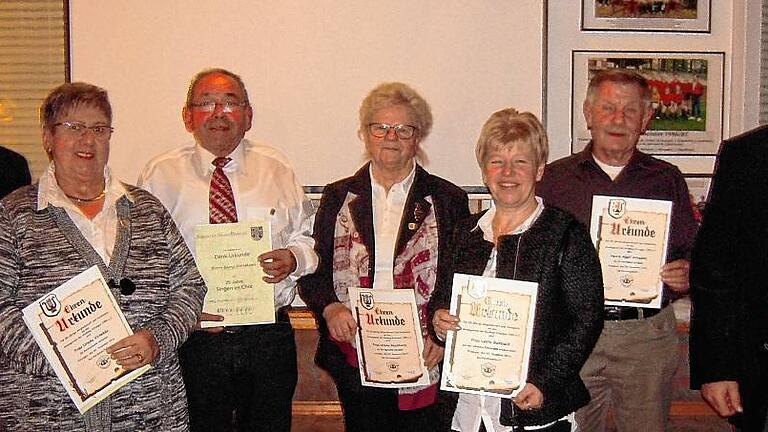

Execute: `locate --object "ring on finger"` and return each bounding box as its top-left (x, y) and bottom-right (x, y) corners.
top-left (136, 353), bottom-right (143, 362)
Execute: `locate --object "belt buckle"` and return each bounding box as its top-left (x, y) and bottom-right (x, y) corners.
top-left (604, 306), bottom-right (622, 320)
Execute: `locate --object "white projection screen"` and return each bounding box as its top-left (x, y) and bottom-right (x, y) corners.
top-left (69, 1), bottom-right (545, 187)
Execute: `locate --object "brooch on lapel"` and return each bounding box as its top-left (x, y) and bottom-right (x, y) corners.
top-left (409, 202), bottom-right (425, 231)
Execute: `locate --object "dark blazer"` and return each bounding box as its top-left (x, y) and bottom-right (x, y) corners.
top-left (690, 125), bottom-right (768, 431)
top-left (299, 162), bottom-right (469, 340)
top-left (0, 146), bottom-right (31, 200)
top-left (429, 206), bottom-right (604, 427)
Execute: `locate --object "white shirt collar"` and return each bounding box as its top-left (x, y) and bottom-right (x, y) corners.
top-left (368, 163), bottom-right (417, 196)
top-left (474, 196), bottom-right (545, 243)
top-left (37, 162), bottom-right (132, 212)
top-left (194, 139), bottom-right (247, 175)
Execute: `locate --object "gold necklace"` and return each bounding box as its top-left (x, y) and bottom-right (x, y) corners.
top-left (65, 189), bottom-right (106, 204)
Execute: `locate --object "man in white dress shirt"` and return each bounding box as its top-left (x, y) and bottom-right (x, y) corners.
top-left (139, 68), bottom-right (318, 432)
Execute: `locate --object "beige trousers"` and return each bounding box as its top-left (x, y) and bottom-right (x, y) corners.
top-left (575, 306), bottom-right (679, 432)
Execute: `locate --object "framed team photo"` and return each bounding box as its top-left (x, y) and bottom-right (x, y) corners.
top-left (582, 0), bottom-right (711, 32)
top-left (571, 51), bottom-right (724, 156)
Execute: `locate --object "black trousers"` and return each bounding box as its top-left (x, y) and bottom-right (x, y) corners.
top-left (318, 337), bottom-right (456, 432)
top-left (179, 321), bottom-right (297, 432)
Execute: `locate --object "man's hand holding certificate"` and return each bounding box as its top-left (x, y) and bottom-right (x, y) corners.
top-left (441, 274), bottom-right (538, 398)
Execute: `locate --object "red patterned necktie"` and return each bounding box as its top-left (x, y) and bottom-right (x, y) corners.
top-left (209, 157), bottom-right (238, 224)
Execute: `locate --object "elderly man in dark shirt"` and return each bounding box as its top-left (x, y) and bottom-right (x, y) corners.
top-left (537, 69), bottom-right (697, 432)
top-left (0, 146), bottom-right (31, 199)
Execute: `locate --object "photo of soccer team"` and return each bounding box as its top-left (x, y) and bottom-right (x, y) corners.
top-left (593, 0), bottom-right (699, 20)
top-left (582, 0), bottom-right (710, 32)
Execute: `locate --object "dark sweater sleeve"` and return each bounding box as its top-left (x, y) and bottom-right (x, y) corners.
top-left (527, 221), bottom-right (604, 395)
top-left (0, 148), bottom-right (31, 199)
top-left (429, 183), bottom-right (469, 312)
top-left (430, 185), bottom-right (470, 312)
top-left (427, 220), bottom-right (464, 345)
top-left (297, 184), bottom-right (344, 321)
top-left (689, 142), bottom-right (752, 387)
top-left (427, 192), bottom-right (472, 345)
top-left (667, 166), bottom-right (697, 261)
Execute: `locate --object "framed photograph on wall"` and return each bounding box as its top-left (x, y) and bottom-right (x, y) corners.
top-left (582, 0), bottom-right (711, 32)
top-left (571, 51), bottom-right (724, 156)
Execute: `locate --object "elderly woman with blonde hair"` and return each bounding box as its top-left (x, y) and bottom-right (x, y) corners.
top-left (430, 108), bottom-right (604, 432)
top-left (300, 82), bottom-right (469, 431)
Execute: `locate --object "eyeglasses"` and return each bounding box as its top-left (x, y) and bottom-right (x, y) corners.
top-left (368, 123), bottom-right (417, 140)
top-left (53, 121), bottom-right (113, 138)
top-left (189, 101), bottom-right (249, 113)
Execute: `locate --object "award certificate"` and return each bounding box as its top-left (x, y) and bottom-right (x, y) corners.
top-left (22, 266), bottom-right (150, 414)
top-left (349, 287), bottom-right (429, 388)
top-left (590, 195), bottom-right (672, 308)
top-left (442, 273), bottom-right (537, 398)
top-left (195, 222), bottom-right (275, 327)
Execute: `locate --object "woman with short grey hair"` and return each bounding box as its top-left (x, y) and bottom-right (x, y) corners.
top-left (300, 82), bottom-right (468, 431)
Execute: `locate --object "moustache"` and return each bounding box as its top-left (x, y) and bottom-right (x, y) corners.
top-left (205, 118), bottom-right (232, 129)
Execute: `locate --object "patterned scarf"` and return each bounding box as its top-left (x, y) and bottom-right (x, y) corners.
top-left (332, 192), bottom-right (441, 409)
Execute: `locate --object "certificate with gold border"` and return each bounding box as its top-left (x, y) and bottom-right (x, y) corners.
top-left (22, 266), bottom-right (150, 414)
top-left (590, 195), bottom-right (672, 309)
top-left (349, 287), bottom-right (429, 388)
top-left (441, 273), bottom-right (537, 398)
top-left (194, 221), bottom-right (274, 326)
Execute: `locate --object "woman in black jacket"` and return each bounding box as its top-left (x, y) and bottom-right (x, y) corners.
top-left (430, 108), bottom-right (604, 431)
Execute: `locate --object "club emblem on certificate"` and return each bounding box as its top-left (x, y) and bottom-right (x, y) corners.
top-left (195, 221), bottom-right (275, 326)
top-left (22, 266), bottom-right (150, 413)
top-left (349, 287), bottom-right (429, 388)
top-left (590, 195), bottom-right (672, 308)
top-left (250, 225), bottom-right (264, 241)
top-left (441, 274), bottom-right (538, 398)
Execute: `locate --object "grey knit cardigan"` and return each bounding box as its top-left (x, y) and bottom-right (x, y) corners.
top-left (0, 184), bottom-right (206, 432)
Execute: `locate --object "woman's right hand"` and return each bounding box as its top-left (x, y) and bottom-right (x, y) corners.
top-left (323, 302), bottom-right (357, 342)
top-left (432, 308), bottom-right (460, 341)
top-left (107, 329), bottom-right (159, 370)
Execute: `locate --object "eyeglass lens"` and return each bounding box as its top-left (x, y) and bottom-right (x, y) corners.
top-left (191, 101), bottom-right (246, 113)
top-left (369, 123), bottom-right (416, 139)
